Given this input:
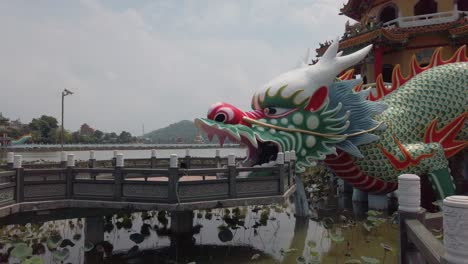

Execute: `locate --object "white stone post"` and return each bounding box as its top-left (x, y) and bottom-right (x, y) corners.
top-left (443, 195), bottom-right (468, 264)
top-left (284, 151), bottom-right (291, 162)
top-left (150, 149), bottom-right (157, 168)
top-left (116, 153), bottom-right (124, 167)
top-left (276, 152), bottom-right (284, 165)
top-left (67, 154), bottom-right (75, 167)
top-left (60, 151), bottom-right (67, 162)
top-left (227, 154), bottom-right (236, 166)
top-left (7, 152), bottom-right (14, 164)
top-left (398, 174), bottom-right (421, 212)
top-left (290, 150), bottom-right (296, 161)
top-left (170, 154), bottom-right (178, 168)
top-left (13, 155), bottom-right (22, 168)
top-left (89, 150), bottom-right (95, 160)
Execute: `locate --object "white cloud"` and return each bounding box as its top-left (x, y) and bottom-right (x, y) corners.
top-left (0, 0), bottom-right (348, 135)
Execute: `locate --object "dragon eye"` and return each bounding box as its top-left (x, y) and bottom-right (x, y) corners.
top-left (263, 107), bottom-right (297, 118)
top-left (214, 113), bottom-right (226, 122)
top-left (264, 107), bottom-right (277, 115)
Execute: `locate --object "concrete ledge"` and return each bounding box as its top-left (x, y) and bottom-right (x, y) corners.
top-left (0, 185), bottom-right (295, 218)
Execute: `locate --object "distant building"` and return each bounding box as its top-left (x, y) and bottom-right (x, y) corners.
top-left (0, 113), bottom-right (9, 131)
top-left (315, 0), bottom-right (468, 84)
top-left (0, 133), bottom-right (11, 147)
top-left (9, 119), bottom-right (26, 130)
top-left (79, 123), bottom-right (95, 136)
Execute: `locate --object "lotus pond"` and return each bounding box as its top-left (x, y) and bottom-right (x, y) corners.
top-left (0, 195), bottom-right (400, 264)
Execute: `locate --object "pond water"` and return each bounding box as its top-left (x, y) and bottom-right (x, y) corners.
top-left (0, 196), bottom-right (399, 264)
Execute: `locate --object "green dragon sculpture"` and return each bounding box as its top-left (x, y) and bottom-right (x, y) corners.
top-left (195, 40), bottom-right (467, 211)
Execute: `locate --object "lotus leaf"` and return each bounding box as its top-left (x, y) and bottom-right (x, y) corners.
top-left (330, 233), bottom-right (344, 243)
top-left (72, 234), bottom-right (81, 241)
top-left (129, 233), bottom-right (144, 244)
top-left (21, 256), bottom-right (43, 264)
top-left (361, 256), bottom-right (380, 264)
top-left (46, 234), bottom-right (62, 250)
top-left (52, 248), bottom-right (70, 262)
top-left (344, 259), bottom-right (362, 264)
top-left (84, 241), bottom-right (94, 252)
top-left (280, 248), bottom-right (298, 255)
top-left (140, 224), bottom-right (151, 237)
top-left (296, 256), bottom-right (306, 263)
top-left (307, 240), bottom-right (317, 248)
top-left (217, 226), bottom-right (233, 242)
top-left (60, 239), bottom-right (75, 247)
top-left (366, 210), bottom-right (383, 217)
top-left (11, 243), bottom-right (33, 260)
top-left (380, 243), bottom-right (393, 251)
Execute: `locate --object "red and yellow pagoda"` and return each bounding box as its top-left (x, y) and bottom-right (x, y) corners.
top-left (316, 0), bottom-right (468, 84)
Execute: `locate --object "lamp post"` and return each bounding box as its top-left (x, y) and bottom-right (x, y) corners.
top-left (61, 89), bottom-right (74, 150)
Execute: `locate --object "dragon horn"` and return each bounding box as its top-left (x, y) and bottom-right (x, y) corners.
top-left (297, 48), bottom-right (311, 68)
top-left (316, 37), bottom-right (372, 76)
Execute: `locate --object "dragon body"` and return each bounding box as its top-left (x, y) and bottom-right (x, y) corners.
top-left (11, 134), bottom-right (32, 145)
top-left (196, 40), bottom-right (467, 201)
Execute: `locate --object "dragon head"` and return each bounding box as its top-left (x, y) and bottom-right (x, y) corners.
top-left (195, 40), bottom-right (387, 171)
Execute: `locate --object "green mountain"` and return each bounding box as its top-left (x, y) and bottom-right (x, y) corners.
top-left (144, 120), bottom-right (206, 144)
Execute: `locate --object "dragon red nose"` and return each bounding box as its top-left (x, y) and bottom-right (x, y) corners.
top-left (207, 102), bottom-right (264, 126)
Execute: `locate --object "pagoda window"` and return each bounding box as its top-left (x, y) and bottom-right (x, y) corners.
top-left (414, 0), bottom-right (438, 16)
top-left (459, 0), bottom-right (468, 11)
top-left (379, 5), bottom-right (398, 23)
top-left (382, 64), bottom-right (393, 83)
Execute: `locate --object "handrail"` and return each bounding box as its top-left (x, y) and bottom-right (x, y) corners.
top-left (0, 171), bottom-right (15, 178)
top-left (383, 9), bottom-right (468, 28)
top-left (405, 219), bottom-right (444, 264)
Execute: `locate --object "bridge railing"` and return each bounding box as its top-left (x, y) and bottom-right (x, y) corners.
top-left (398, 174), bottom-right (468, 264)
top-left (0, 152), bottom-right (296, 213)
top-left (2, 149), bottom-right (246, 169)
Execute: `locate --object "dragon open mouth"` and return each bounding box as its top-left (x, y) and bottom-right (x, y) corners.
top-left (194, 118), bottom-right (281, 167)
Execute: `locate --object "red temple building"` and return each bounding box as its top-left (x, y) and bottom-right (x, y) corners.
top-left (316, 0), bottom-right (468, 84)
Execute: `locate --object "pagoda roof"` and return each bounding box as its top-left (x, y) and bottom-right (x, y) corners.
top-left (340, 0), bottom-right (374, 20)
top-left (316, 18), bottom-right (468, 55)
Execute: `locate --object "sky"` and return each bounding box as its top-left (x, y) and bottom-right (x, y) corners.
top-left (0, 0), bottom-right (350, 135)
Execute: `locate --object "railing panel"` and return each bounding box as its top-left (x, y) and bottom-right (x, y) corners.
top-left (123, 169), bottom-right (170, 174)
top-left (182, 168), bottom-right (229, 175)
top-left (178, 180), bottom-right (229, 201)
top-left (236, 178), bottom-right (279, 197)
top-left (23, 183), bottom-right (66, 200)
top-left (23, 169), bottom-right (66, 182)
top-left (74, 172), bottom-right (114, 180)
top-left (0, 171), bottom-right (15, 183)
top-left (73, 182), bottom-right (114, 197)
top-left (122, 182), bottom-right (168, 199)
top-left (0, 183), bottom-right (15, 206)
top-left (236, 167), bottom-right (278, 173)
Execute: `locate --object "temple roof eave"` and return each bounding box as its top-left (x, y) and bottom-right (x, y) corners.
top-left (315, 18), bottom-right (468, 56)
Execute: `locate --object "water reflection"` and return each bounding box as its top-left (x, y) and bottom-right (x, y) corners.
top-left (0, 197), bottom-right (398, 264)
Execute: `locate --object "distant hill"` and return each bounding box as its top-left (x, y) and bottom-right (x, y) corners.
top-left (144, 120), bottom-right (207, 144)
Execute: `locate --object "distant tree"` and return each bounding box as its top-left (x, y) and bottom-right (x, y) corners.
top-left (71, 131), bottom-right (81, 143)
top-left (94, 130), bottom-right (104, 140)
top-left (29, 115), bottom-right (58, 143)
top-left (118, 131), bottom-right (132, 143)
